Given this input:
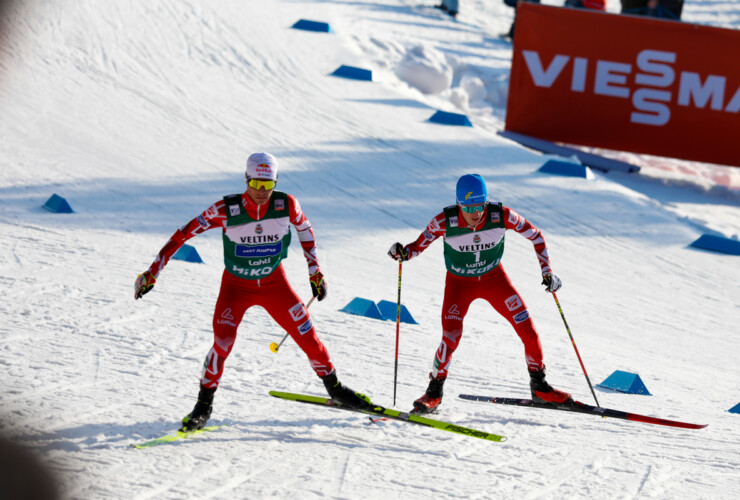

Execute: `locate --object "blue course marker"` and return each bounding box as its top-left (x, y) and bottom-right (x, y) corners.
top-left (689, 234), bottom-right (740, 256)
top-left (331, 65), bottom-right (373, 81)
top-left (538, 159), bottom-right (594, 179)
top-left (377, 300), bottom-right (418, 324)
top-left (292, 19), bottom-right (332, 33)
top-left (173, 244), bottom-right (204, 263)
top-left (42, 194), bottom-right (74, 214)
top-left (597, 370), bottom-right (651, 395)
top-left (429, 110), bottom-right (472, 127)
top-left (340, 297), bottom-right (384, 320)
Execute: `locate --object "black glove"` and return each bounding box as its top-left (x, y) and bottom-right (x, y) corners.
top-left (541, 273), bottom-right (562, 293)
top-left (309, 270), bottom-right (328, 301)
top-left (387, 242), bottom-right (409, 262)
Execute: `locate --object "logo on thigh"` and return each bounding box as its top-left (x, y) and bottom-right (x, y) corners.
top-left (289, 302), bottom-right (306, 322)
top-left (505, 295), bottom-right (523, 311)
top-left (514, 310), bottom-right (530, 324)
top-left (445, 304), bottom-right (462, 321)
top-left (298, 318), bottom-right (314, 335)
top-left (217, 308), bottom-right (236, 327)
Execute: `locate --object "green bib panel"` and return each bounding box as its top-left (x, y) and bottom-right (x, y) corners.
top-left (222, 192), bottom-right (292, 279)
top-left (443, 203), bottom-right (506, 277)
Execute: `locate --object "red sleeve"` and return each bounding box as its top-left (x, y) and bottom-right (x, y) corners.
top-left (503, 206), bottom-right (553, 275)
top-left (288, 194), bottom-right (320, 274)
top-left (147, 201), bottom-right (227, 278)
top-left (405, 211), bottom-right (447, 260)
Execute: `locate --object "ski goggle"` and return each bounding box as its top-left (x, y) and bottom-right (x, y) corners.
top-left (460, 202), bottom-right (487, 214)
top-left (248, 179), bottom-right (276, 190)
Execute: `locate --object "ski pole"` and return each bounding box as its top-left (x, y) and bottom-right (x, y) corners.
top-left (270, 296), bottom-right (316, 354)
top-left (393, 261), bottom-right (402, 406)
top-left (552, 292), bottom-right (600, 407)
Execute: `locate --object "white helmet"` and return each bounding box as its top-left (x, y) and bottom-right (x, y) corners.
top-left (245, 152), bottom-right (278, 181)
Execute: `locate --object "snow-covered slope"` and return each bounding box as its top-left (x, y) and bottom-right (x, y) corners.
top-left (1, 0), bottom-right (738, 498)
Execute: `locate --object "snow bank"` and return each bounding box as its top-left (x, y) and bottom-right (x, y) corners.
top-left (395, 44), bottom-right (452, 95)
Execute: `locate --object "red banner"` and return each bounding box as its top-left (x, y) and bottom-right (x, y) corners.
top-left (506, 4), bottom-right (740, 168)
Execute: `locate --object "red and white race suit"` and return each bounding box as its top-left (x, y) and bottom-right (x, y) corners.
top-left (146, 191), bottom-right (334, 389)
top-left (405, 204), bottom-right (554, 379)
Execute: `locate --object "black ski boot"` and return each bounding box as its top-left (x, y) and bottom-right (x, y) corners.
top-left (181, 385), bottom-right (216, 431)
top-left (321, 372), bottom-right (372, 410)
top-left (413, 373), bottom-right (446, 414)
top-left (529, 368), bottom-right (573, 406)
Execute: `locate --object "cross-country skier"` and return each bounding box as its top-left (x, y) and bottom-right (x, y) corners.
top-left (134, 152), bottom-right (370, 431)
top-left (388, 174), bottom-right (573, 413)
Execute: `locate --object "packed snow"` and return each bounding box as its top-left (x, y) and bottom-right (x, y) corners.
top-left (1, 0), bottom-right (738, 498)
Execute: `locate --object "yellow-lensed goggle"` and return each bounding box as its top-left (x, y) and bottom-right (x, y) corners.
top-left (248, 179), bottom-right (276, 190)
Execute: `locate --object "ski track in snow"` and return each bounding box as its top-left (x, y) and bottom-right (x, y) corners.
top-left (1, 0), bottom-right (739, 499)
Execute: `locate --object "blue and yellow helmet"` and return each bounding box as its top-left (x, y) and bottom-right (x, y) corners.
top-left (456, 174), bottom-right (488, 206)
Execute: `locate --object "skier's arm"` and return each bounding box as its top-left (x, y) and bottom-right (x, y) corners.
top-left (134, 202), bottom-right (226, 300)
top-left (503, 206), bottom-right (562, 292)
top-left (149, 202), bottom-right (226, 278)
top-left (388, 212), bottom-right (446, 262)
top-left (288, 195), bottom-right (326, 300)
top-left (288, 195), bottom-right (320, 274)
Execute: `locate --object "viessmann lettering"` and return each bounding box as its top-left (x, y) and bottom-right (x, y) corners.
top-left (522, 49), bottom-right (740, 126)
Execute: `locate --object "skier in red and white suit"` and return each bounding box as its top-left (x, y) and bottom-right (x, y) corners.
top-left (135, 153), bottom-right (370, 431)
top-left (388, 174), bottom-right (573, 413)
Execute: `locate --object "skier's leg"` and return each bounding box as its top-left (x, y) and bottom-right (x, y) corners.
top-left (484, 265), bottom-right (544, 372)
top-left (485, 265), bottom-right (571, 404)
top-left (260, 269), bottom-right (334, 377)
top-left (183, 271), bottom-right (252, 430)
top-left (201, 271), bottom-right (251, 389)
top-left (435, 274), bottom-right (475, 379)
top-left (413, 274), bottom-right (475, 413)
top-left (261, 268), bottom-right (370, 409)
